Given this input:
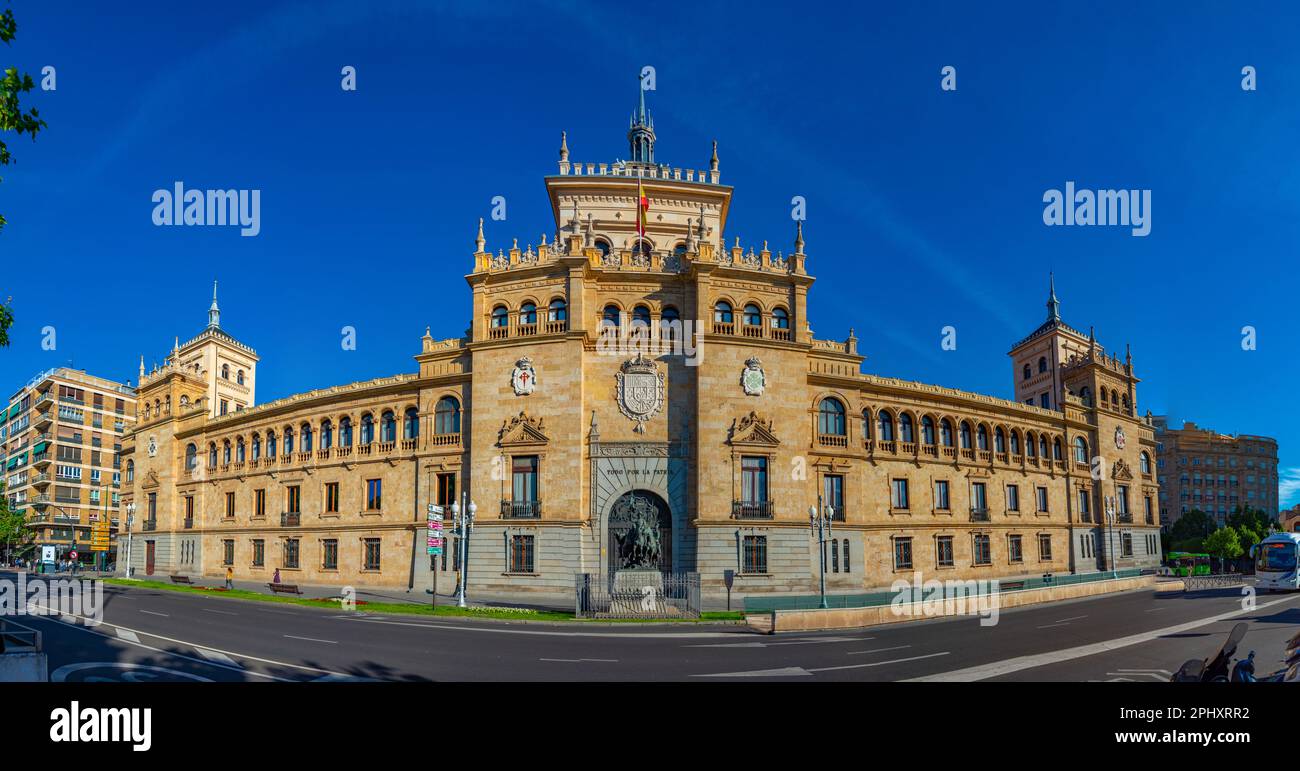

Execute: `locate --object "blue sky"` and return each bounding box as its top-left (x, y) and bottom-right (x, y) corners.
top-left (2, 1), bottom-right (1297, 501)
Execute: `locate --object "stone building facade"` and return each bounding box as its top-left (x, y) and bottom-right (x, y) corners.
top-left (120, 96), bottom-right (1162, 599)
top-left (1152, 417), bottom-right (1279, 526)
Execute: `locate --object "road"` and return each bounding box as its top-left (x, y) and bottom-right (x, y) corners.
top-left (4, 571), bottom-right (1298, 682)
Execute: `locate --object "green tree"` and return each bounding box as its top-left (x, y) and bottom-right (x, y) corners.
top-left (1169, 509), bottom-right (1216, 546)
top-left (1, 6), bottom-right (47, 232)
top-left (1202, 526), bottom-right (1243, 572)
top-left (0, 482), bottom-right (28, 562)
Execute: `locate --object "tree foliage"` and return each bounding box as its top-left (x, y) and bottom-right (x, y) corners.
top-left (1, 7), bottom-right (47, 233)
top-left (1203, 526), bottom-right (1244, 563)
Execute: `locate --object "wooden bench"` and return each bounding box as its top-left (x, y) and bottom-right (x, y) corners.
top-left (268, 583), bottom-right (302, 595)
top-left (169, 575), bottom-right (194, 585)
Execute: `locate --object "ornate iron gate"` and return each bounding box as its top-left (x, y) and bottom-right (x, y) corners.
top-left (575, 572), bottom-right (701, 619)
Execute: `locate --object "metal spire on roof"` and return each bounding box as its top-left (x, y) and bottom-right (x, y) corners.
top-left (208, 280), bottom-right (221, 328)
top-left (1046, 272), bottom-right (1061, 322)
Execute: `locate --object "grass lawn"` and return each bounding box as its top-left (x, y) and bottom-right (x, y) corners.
top-left (103, 578), bottom-right (743, 623)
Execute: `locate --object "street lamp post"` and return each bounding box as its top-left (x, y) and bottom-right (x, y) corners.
top-left (124, 503), bottom-right (135, 578)
top-left (1105, 495), bottom-right (1118, 579)
top-left (809, 496), bottom-right (834, 609)
top-left (452, 494), bottom-right (476, 608)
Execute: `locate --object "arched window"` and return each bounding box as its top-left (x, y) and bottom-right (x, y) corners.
top-left (743, 303), bottom-right (761, 326)
top-left (1053, 438), bottom-right (1062, 460)
top-left (1037, 356), bottom-right (1048, 374)
top-left (236, 437), bottom-right (245, 463)
top-left (602, 304), bottom-right (621, 327)
top-left (877, 411), bottom-right (895, 442)
top-left (940, 419), bottom-right (954, 447)
top-left (595, 239), bottom-right (611, 259)
top-left (339, 418), bottom-right (353, 447)
top-left (899, 413), bottom-right (914, 443)
top-left (672, 242), bottom-right (687, 258)
top-left (1140, 451), bottom-right (1152, 474)
top-left (1074, 436), bottom-right (1088, 464)
top-left (266, 430), bottom-right (277, 457)
top-left (1100, 389), bottom-right (1109, 403)
top-left (772, 307), bottom-right (790, 329)
top-left (404, 407), bottom-right (419, 440)
top-left (1112, 390), bottom-right (1120, 406)
top-left (632, 239), bottom-right (652, 258)
top-left (818, 398), bottom-right (846, 436)
top-left (1026, 432), bottom-right (1036, 457)
top-left (221, 364), bottom-right (230, 379)
top-left (660, 306), bottom-right (681, 340)
top-left (435, 397), bottom-right (461, 435)
top-left (180, 395), bottom-right (189, 408)
top-left (360, 414), bottom-right (374, 444)
top-left (283, 427), bottom-right (294, 455)
top-left (921, 416), bottom-right (936, 445)
top-left (251, 434), bottom-right (261, 460)
top-left (491, 305), bottom-right (509, 328)
top-left (976, 425), bottom-right (989, 451)
top-left (959, 421), bottom-right (973, 449)
top-left (126, 459), bottom-right (135, 482)
top-left (208, 443), bottom-right (217, 469)
top-left (994, 428), bottom-right (1006, 453)
top-left (222, 441), bottom-right (231, 465)
top-left (185, 444), bottom-right (197, 471)
top-left (632, 305), bottom-right (651, 328)
top-left (1079, 386), bottom-right (1091, 404)
top-left (713, 300), bottom-right (733, 324)
top-left (519, 302), bottom-right (537, 325)
top-left (381, 411), bottom-right (397, 443)
top-left (1039, 436), bottom-right (1049, 458)
top-left (548, 298), bottom-right (567, 322)
top-left (1010, 430), bottom-right (1021, 454)
top-left (320, 420), bottom-right (333, 449)
top-left (300, 422), bottom-right (313, 453)
top-left (237, 370), bottom-right (245, 385)
top-left (1022, 364), bottom-right (1031, 381)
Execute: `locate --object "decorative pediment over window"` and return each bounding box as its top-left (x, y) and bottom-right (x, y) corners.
top-left (140, 470), bottom-right (161, 490)
top-left (1112, 458), bottom-right (1134, 481)
top-left (728, 411), bottom-right (779, 447)
top-left (498, 411), bottom-right (549, 448)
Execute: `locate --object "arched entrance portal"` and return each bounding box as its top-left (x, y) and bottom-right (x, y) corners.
top-left (608, 490), bottom-right (672, 574)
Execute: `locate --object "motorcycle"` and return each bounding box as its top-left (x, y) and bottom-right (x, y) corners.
top-left (1170, 622), bottom-right (1300, 682)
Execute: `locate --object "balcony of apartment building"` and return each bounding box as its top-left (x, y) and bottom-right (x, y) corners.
top-left (281, 511), bottom-right (301, 527)
top-left (732, 500), bottom-right (774, 520)
top-left (29, 472), bottom-right (52, 488)
top-left (970, 506), bottom-right (991, 523)
top-left (500, 499), bottom-right (542, 519)
top-left (32, 452), bottom-right (52, 470)
top-left (33, 407), bottom-right (54, 429)
top-left (142, 518), bottom-right (157, 532)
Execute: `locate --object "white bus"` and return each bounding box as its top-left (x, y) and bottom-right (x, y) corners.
top-left (1254, 532), bottom-right (1300, 592)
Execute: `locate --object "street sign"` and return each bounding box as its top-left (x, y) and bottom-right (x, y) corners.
top-left (427, 504), bottom-right (443, 515)
top-left (427, 547), bottom-right (443, 556)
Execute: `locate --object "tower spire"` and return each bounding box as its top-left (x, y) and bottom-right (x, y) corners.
top-left (628, 73), bottom-right (655, 163)
top-left (1046, 272), bottom-right (1060, 322)
top-left (475, 217), bottom-right (486, 253)
top-left (208, 280), bottom-right (221, 328)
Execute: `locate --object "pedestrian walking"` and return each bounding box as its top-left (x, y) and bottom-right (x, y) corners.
top-left (272, 568), bottom-right (281, 584)
top-left (225, 566), bottom-right (233, 590)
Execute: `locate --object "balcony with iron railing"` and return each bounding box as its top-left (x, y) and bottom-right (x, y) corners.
top-left (732, 500), bottom-right (774, 520)
top-left (281, 511), bottom-right (301, 527)
top-left (500, 500), bottom-right (541, 519)
top-left (970, 507), bottom-right (991, 522)
top-left (143, 519), bottom-right (157, 531)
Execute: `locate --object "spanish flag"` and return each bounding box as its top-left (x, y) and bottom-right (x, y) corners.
top-left (637, 173), bottom-right (649, 238)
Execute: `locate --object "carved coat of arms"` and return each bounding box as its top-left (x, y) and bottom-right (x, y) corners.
top-left (1114, 426), bottom-right (1126, 449)
top-left (147, 436), bottom-right (158, 458)
top-left (511, 357), bottom-right (537, 396)
top-left (740, 355), bottom-right (766, 396)
top-left (616, 353), bottom-right (664, 433)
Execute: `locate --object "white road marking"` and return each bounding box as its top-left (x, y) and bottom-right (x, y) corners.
top-left (693, 652), bottom-right (950, 678)
top-left (196, 648), bottom-right (242, 667)
top-left (686, 636), bottom-right (874, 649)
top-left (115, 628), bottom-right (139, 643)
top-left (540, 658), bottom-right (619, 663)
top-left (906, 595), bottom-right (1300, 682)
top-left (846, 645), bottom-right (912, 656)
top-left (312, 673), bottom-right (380, 682)
top-left (203, 608), bottom-right (238, 616)
top-left (333, 615), bottom-right (741, 638)
top-left (140, 610), bottom-right (169, 617)
top-left (1057, 615), bottom-right (1088, 623)
top-left (806, 652), bottom-right (950, 673)
top-left (284, 634), bottom-right (337, 644)
top-left (1145, 607), bottom-right (1168, 612)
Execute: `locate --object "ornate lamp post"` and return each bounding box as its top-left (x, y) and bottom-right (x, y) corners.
top-left (452, 496), bottom-right (477, 608)
top-left (809, 497), bottom-right (834, 609)
top-left (123, 503), bottom-right (135, 577)
top-left (1105, 494), bottom-right (1118, 579)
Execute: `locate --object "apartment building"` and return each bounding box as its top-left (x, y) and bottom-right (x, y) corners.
top-left (1153, 417), bottom-right (1279, 526)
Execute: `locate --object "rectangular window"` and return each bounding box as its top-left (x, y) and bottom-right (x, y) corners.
top-left (284, 538), bottom-right (300, 569)
top-left (1039, 533), bottom-right (1053, 561)
top-left (286, 485), bottom-right (300, 513)
top-left (893, 537), bottom-right (913, 570)
top-left (322, 539), bottom-right (338, 570)
top-left (973, 533), bottom-right (992, 565)
top-left (842, 539), bottom-right (850, 574)
top-left (225, 491), bottom-right (235, 518)
top-left (971, 482), bottom-right (987, 513)
top-left (741, 456), bottom-right (768, 502)
top-left (365, 479), bottom-right (382, 511)
top-left (436, 473), bottom-right (457, 506)
top-left (1036, 486), bottom-right (1049, 512)
top-left (1117, 485), bottom-right (1130, 516)
top-left (364, 538), bottom-right (381, 571)
top-left (1008, 534), bottom-right (1023, 563)
top-left (507, 534), bottom-right (534, 573)
top-left (1078, 489), bottom-right (1091, 521)
top-left (741, 535), bottom-right (767, 574)
top-left (890, 478), bottom-right (909, 510)
top-left (936, 536), bottom-right (954, 567)
top-left (934, 480), bottom-right (950, 510)
top-left (1006, 484), bottom-right (1020, 512)
top-left (512, 456), bottom-right (539, 502)
top-left (1121, 532), bottom-right (1133, 557)
top-left (185, 496), bottom-right (194, 522)
top-left (325, 482), bottom-right (340, 513)
top-left (254, 489), bottom-right (266, 518)
top-left (822, 474), bottom-right (844, 520)
top-left (252, 539), bottom-right (264, 567)
top-left (1144, 496), bottom-right (1153, 523)
top-left (830, 539), bottom-right (840, 573)
top-left (222, 539), bottom-right (234, 566)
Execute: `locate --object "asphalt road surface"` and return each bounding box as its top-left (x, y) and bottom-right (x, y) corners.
top-left (4, 571), bottom-right (1297, 682)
